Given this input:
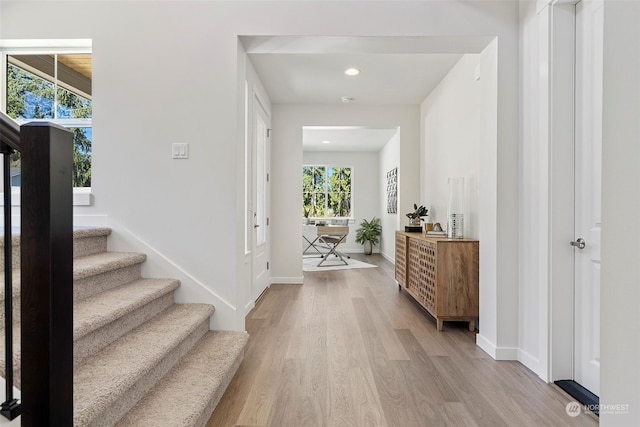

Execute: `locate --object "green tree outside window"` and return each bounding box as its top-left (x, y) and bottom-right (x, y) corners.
top-left (6, 59), bottom-right (92, 187)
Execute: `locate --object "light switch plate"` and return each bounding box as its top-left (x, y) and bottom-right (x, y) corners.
top-left (172, 143), bottom-right (189, 159)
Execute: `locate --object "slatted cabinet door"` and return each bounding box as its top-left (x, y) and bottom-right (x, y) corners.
top-left (406, 238), bottom-right (437, 314)
top-left (406, 239), bottom-right (421, 299)
top-left (394, 233), bottom-right (408, 288)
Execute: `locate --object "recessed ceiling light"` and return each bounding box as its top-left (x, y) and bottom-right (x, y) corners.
top-left (322, 140), bottom-right (331, 144)
top-left (344, 68), bottom-right (360, 76)
top-left (341, 96), bottom-right (354, 103)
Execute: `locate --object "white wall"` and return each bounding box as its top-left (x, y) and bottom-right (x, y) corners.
top-left (421, 54), bottom-right (482, 238)
top-left (600, 1), bottom-right (640, 424)
top-left (272, 104), bottom-right (420, 282)
top-left (2, 1), bottom-right (246, 330)
top-left (1, 1), bottom-right (520, 338)
top-left (420, 42), bottom-right (505, 358)
top-left (378, 129), bottom-right (400, 261)
top-left (303, 150), bottom-right (380, 253)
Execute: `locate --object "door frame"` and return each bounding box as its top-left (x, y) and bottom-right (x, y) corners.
top-left (572, 0), bottom-right (603, 396)
top-left (545, 0), bottom-right (602, 388)
top-left (251, 88), bottom-right (271, 302)
top-left (543, 0), bottom-right (578, 383)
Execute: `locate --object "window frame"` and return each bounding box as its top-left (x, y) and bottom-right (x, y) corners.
top-left (303, 163), bottom-right (354, 219)
top-left (1, 40), bottom-right (92, 200)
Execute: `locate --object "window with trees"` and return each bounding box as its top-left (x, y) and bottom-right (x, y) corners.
top-left (3, 53), bottom-right (92, 187)
top-left (302, 165), bottom-right (352, 218)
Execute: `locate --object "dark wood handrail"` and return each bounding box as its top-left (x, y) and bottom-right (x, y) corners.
top-left (0, 111), bottom-right (21, 152)
top-left (0, 117), bottom-right (74, 424)
top-left (21, 122), bottom-right (74, 425)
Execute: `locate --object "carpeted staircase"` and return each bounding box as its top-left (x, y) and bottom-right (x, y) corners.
top-left (0, 227), bottom-right (248, 426)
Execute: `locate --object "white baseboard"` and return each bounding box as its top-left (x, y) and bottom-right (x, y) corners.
top-left (271, 276), bottom-right (303, 285)
top-left (476, 333), bottom-right (518, 360)
top-left (380, 250), bottom-right (395, 264)
top-left (518, 349), bottom-right (548, 382)
top-left (244, 300), bottom-right (255, 316)
top-left (340, 248), bottom-right (380, 254)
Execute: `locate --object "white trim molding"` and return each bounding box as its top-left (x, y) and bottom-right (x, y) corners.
top-left (244, 300), bottom-right (256, 316)
top-left (537, 0), bottom-right (580, 14)
top-left (0, 187), bottom-right (92, 207)
top-left (476, 334), bottom-right (518, 360)
top-left (271, 276), bottom-right (303, 285)
top-left (0, 39), bottom-right (91, 50)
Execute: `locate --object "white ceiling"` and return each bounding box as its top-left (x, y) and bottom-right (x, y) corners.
top-left (248, 53), bottom-right (463, 105)
top-left (241, 36), bottom-right (493, 151)
top-left (303, 126), bottom-right (399, 152)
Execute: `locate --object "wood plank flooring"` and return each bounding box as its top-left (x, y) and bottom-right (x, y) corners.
top-left (207, 254), bottom-right (597, 427)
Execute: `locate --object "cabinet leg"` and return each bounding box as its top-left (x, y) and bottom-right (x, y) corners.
top-left (468, 320), bottom-right (475, 332)
top-left (398, 284), bottom-right (401, 291)
top-left (437, 319), bottom-right (443, 331)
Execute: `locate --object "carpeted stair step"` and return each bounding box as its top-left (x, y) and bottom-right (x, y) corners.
top-left (74, 278), bottom-right (181, 363)
top-left (0, 278), bottom-right (183, 380)
top-left (74, 303), bottom-right (215, 427)
top-left (117, 330), bottom-right (249, 427)
top-left (0, 227), bottom-right (113, 270)
top-left (1, 249), bottom-right (146, 340)
top-left (73, 227), bottom-right (112, 258)
top-left (74, 251), bottom-right (147, 302)
top-left (0, 278), bottom-right (184, 387)
top-left (1, 228), bottom-right (114, 323)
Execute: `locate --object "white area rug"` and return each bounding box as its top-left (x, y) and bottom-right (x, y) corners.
top-left (302, 255), bottom-right (378, 272)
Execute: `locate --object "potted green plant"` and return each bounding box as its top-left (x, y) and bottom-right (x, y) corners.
top-left (355, 217), bottom-right (382, 255)
top-left (303, 206), bottom-right (310, 225)
top-left (406, 204), bottom-right (428, 226)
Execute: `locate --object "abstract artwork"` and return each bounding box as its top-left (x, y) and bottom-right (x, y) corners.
top-left (386, 167), bottom-right (397, 214)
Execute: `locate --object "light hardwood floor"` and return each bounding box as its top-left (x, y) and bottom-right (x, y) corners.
top-left (207, 254), bottom-right (597, 427)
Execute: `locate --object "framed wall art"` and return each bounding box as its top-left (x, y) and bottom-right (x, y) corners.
top-left (386, 167), bottom-right (397, 214)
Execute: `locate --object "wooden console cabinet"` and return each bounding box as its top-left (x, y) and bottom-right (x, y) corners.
top-left (395, 231), bottom-right (479, 331)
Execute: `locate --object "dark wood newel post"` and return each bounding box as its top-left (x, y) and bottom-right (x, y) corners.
top-left (20, 123), bottom-right (73, 426)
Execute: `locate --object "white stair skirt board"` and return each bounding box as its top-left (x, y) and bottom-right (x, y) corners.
top-left (302, 255), bottom-right (378, 272)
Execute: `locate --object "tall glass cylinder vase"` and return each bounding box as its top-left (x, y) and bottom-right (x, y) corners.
top-left (447, 177), bottom-right (465, 239)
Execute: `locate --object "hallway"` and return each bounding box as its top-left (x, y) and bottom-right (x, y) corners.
top-left (208, 255), bottom-right (597, 426)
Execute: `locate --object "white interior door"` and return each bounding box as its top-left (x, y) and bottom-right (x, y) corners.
top-left (573, 0), bottom-right (603, 396)
top-left (252, 94), bottom-right (270, 301)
